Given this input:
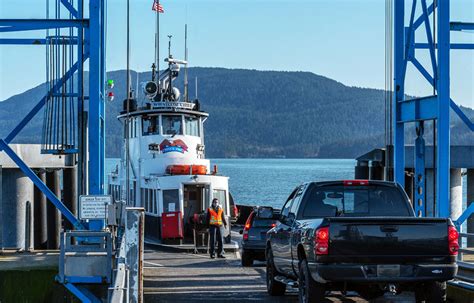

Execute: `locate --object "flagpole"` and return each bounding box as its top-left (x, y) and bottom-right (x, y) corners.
top-left (156, 1), bottom-right (160, 76)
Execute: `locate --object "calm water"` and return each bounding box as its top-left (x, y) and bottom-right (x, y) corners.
top-left (211, 159), bottom-right (355, 208)
top-left (106, 158), bottom-right (355, 208)
top-left (105, 158), bottom-right (467, 210)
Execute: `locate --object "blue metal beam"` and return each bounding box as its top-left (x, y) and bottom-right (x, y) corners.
top-left (0, 140), bottom-right (84, 230)
top-left (4, 59), bottom-right (82, 144)
top-left (63, 283), bottom-right (93, 303)
top-left (88, 0), bottom-right (106, 230)
top-left (402, 0), bottom-right (417, 83)
top-left (451, 22), bottom-right (474, 31)
top-left (410, 57), bottom-right (435, 86)
top-left (420, 0), bottom-right (438, 81)
top-left (0, 38), bottom-right (79, 45)
top-left (394, 0), bottom-right (406, 188)
top-left (60, 0), bottom-right (79, 19)
top-left (63, 283), bottom-right (101, 303)
top-left (436, 0), bottom-right (451, 218)
top-left (66, 276), bottom-right (104, 284)
top-left (414, 43), bottom-right (474, 50)
top-left (0, 19), bottom-right (88, 33)
top-left (398, 96), bottom-right (438, 122)
top-left (450, 100), bottom-right (474, 131)
top-left (414, 122), bottom-right (426, 217)
top-left (455, 203), bottom-right (474, 230)
top-left (413, 1), bottom-right (435, 31)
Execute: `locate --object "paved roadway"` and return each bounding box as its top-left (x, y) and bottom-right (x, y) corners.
top-left (143, 248), bottom-right (416, 303)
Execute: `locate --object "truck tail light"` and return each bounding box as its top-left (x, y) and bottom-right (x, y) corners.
top-left (314, 227), bottom-right (329, 255)
top-left (343, 180), bottom-right (369, 186)
top-left (448, 226), bottom-right (459, 256)
top-left (243, 212), bottom-right (254, 241)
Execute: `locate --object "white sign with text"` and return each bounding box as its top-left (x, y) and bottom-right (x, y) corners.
top-left (79, 195), bottom-right (112, 219)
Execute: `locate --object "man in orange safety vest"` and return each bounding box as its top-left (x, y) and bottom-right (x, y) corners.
top-left (207, 198), bottom-right (227, 258)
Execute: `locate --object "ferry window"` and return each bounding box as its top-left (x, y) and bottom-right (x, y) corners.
top-left (133, 118), bottom-right (138, 138)
top-left (163, 189), bottom-right (180, 213)
top-left (213, 190), bottom-right (227, 213)
top-left (150, 189), bottom-right (155, 214)
top-left (153, 190), bottom-right (160, 215)
top-left (162, 115), bottom-right (183, 135)
top-left (132, 181), bottom-right (137, 205)
top-left (185, 116), bottom-right (199, 137)
top-left (142, 116), bottom-right (158, 136)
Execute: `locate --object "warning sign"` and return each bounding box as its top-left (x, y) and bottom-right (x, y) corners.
top-left (79, 195), bottom-right (112, 219)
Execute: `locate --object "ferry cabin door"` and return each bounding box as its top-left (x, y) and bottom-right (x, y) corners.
top-left (183, 184), bottom-right (207, 238)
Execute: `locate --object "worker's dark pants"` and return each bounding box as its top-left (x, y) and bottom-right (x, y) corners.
top-left (209, 225), bottom-right (224, 256)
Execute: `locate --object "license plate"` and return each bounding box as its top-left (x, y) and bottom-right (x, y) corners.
top-left (377, 265), bottom-right (400, 277)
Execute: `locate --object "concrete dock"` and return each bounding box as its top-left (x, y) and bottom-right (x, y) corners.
top-left (143, 248), bottom-right (420, 303)
top-left (143, 230), bottom-right (418, 303)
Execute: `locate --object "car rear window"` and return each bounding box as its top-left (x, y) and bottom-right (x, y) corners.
top-left (301, 184), bottom-right (412, 218)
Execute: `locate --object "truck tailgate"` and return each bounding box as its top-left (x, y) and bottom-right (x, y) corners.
top-left (327, 217), bottom-right (451, 264)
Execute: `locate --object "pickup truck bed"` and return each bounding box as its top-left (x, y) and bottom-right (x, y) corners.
top-left (266, 180), bottom-right (458, 303)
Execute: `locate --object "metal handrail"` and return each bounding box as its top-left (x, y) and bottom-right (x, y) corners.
top-left (454, 205), bottom-right (474, 285)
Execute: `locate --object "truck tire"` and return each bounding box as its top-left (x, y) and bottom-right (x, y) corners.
top-left (298, 259), bottom-right (325, 303)
top-left (266, 248), bottom-right (286, 296)
top-left (415, 281), bottom-right (447, 303)
top-left (241, 250), bottom-right (253, 267)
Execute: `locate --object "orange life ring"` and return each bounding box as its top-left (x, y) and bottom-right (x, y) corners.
top-left (166, 165), bottom-right (207, 175)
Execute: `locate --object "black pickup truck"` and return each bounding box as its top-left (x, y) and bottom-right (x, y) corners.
top-left (265, 180), bottom-right (459, 303)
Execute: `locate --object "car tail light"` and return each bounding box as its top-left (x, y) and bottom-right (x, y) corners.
top-left (314, 227), bottom-right (329, 255)
top-left (448, 226), bottom-right (459, 256)
top-left (271, 223), bottom-right (276, 228)
top-left (343, 180), bottom-right (369, 186)
top-left (243, 212), bottom-right (254, 241)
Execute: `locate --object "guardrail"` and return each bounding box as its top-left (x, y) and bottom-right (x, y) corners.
top-left (108, 207), bottom-right (145, 303)
top-left (454, 203), bottom-right (474, 284)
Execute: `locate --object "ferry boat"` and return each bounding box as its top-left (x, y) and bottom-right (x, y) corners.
top-left (107, 48), bottom-right (232, 244)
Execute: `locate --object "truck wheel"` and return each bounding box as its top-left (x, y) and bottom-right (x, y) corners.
top-left (241, 250), bottom-right (253, 267)
top-left (266, 248), bottom-right (286, 296)
top-left (415, 282), bottom-right (447, 303)
top-left (298, 259), bottom-right (325, 303)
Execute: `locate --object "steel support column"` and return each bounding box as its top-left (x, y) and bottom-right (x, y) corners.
top-left (88, 0), bottom-right (106, 230)
top-left (414, 122), bottom-right (426, 217)
top-left (393, 0), bottom-right (474, 219)
top-left (436, 0), bottom-right (451, 218)
top-left (393, 0), bottom-right (405, 188)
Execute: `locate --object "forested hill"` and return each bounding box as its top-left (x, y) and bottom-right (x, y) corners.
top-left (1, 67), bottom-right (472, 158)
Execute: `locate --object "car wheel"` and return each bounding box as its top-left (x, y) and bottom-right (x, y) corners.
top-left (241, 250), bottom-right (253, 267)
top-left (266, 247), bottom-right (286, 296)
top-left (298, 259), bottom-right (325, 303)
top-left (415, 282), bottom-right (447, 303)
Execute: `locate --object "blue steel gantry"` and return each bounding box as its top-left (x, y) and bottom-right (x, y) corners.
top-left (0, 0), bottom-right (107, 300)
top-left (393, 0), bottom-right (474, 218)
top-left (0, 1), bottom-right (106, 226)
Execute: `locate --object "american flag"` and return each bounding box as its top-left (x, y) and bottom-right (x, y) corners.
top-left (152, 0), bottom-right (164, 13)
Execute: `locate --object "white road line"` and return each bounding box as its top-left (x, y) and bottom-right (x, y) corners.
top-left (144, 261), bottom-right (164, 267)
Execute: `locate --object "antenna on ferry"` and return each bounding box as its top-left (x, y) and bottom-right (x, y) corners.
top-left (184, 24), bottom-right (189, 103)
top-left (195, 77), bottom-right (198, 100)
top-left (168, 35), bottom-right (172, 58)
top-left (167, 35), bottom-right (173, 97)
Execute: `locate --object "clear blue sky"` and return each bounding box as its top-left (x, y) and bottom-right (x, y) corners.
top-left (0, 0), bottom-right (473, 108)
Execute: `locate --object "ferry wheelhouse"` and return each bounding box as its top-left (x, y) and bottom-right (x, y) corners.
top-left (108, 54), bottom-right (231, 244)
